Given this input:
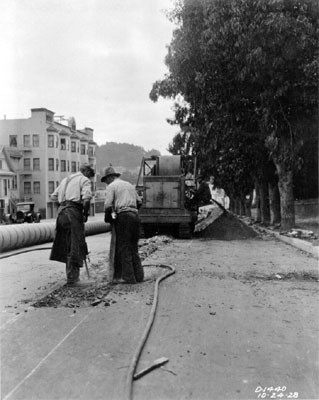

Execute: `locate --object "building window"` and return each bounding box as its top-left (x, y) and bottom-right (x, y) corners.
top-left (48, 181), bottom-right (54, 194)
top-left (80, 144), bottom-right (86, 155)
top-left (60, 138), bottom-right (66, 150)
top-left (24, 158), bottom-right (31, 170)
top-left (9, 135), bottom-right (17, 147)
top-left (24, 182), bottom-right (31, 194)
top-left (48, 135), bottom-right (54, 147)
top-left (33, 181), bottom-right (40, 194)
top-left (71, 141), bottom-right (76, 152)
top-left (67, 160), bottom-right (70, 172)
top-left (56, 158), bottom-right (59, 171)
top-left (56, 181), bottom-right (59, 188)
top-left (0, 160), bottom-right (2, 169)
top-left (23, 135), bottom-right (31, 147)
top-left (61, 160), bottom-right (66, 172)
top-left (71, 161), bottom-right (76, 172)
top-left (48, 158), bottom-right (54, 171)
top-left (33, 135), bottom-right (39, 147)
top-left (33, 158), bottom-right (40, 170)
top-left (56, 137), bottom-right (59, 148)
top-left (46, 112), bottom-right (53, 122)
top-left (4, 179), bottom-right (8, 196)
top-left (12, 176), bottom-right (17, 190)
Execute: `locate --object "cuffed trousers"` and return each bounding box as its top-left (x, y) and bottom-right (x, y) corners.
top-left (114, 211), bottom-right (144, 283)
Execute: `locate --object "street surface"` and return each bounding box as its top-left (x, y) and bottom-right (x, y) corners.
top-left (0, 226), bottom-right (318, 400)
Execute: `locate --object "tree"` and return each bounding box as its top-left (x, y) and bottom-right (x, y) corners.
top-left (242, 0), bottom-right (318, 229)
top-left (152, 0), bottom-right (271, 220)
top-left (151, 0), bottom-right (318, 229)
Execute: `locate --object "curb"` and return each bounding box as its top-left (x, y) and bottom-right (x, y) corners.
top-left (239, 217), bottom-right (319, 259)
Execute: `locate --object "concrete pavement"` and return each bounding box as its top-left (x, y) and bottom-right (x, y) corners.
top-left (1, 231), bottom-right (145, 400)
top-left (0, 215), bottom-right (318, 400)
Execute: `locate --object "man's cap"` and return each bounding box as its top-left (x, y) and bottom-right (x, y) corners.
top-left (79, 163), bottom-right (95, 176)
top-left (101, 166), bottom-right (121, 182)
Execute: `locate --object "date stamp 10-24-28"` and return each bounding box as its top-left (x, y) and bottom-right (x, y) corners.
top-left (255, 386), bottom-right (299, 399)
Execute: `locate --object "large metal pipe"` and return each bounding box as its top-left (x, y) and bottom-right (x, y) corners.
top-left (0, 221), bottom-right (111, 253)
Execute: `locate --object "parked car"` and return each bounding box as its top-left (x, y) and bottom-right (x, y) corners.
top-left (9, 202), bottom-right (41, 223)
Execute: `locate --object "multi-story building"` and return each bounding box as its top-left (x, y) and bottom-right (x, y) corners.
top-left (0, 108), bottom-right (97, 219)
top-left (0, 145), bottom-right (23, 220)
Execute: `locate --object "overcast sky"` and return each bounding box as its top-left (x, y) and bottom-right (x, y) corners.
top-left (0, 0), bottom-right (178, 154)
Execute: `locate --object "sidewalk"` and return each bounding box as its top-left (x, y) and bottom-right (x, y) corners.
top-left (247, 210), bottom-right (319, 259)
top-left (295, 217), bottom-right (319, 236)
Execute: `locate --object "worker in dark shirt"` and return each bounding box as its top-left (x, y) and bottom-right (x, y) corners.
top-left (192, 174), bottom-right (212, 208)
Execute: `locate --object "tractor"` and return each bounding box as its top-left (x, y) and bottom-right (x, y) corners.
top-left (136, 155), bottom-right (197, 238)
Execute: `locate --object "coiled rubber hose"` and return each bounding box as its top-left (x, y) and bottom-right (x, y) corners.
top-left (0, 246), bottom-right (52, 260)
top-left (125, 263), bottom-right (176, 400)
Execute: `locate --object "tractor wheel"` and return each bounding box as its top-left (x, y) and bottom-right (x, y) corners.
top-left (178, 223), bottom-right (192, 239)
top-left (143, 224), bottom-right (156, 238)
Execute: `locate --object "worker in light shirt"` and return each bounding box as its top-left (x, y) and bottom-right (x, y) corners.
top-left (50, 163), bottom-right (95, 286)
top-left (209, 175), bottom-right (229, 208)
top-left (101, 166), bottom-right (143, 284)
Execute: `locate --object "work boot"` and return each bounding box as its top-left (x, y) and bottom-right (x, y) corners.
top-left (66, 279), bottom-right (94, 287)
top-left (66, 260), bottom-right (80, 283)
top-left (112, 278), bottom-right (136, 284)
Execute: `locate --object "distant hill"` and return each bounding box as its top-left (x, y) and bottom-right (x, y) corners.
top-left (95, 142), bottom-right (161, 187)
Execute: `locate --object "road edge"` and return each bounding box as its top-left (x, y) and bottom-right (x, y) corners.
top-left (239, 216), bottom-right (319, 259)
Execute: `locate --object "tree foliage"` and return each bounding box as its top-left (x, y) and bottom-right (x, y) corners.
top-left (151, 0), bottom-right (318, 228)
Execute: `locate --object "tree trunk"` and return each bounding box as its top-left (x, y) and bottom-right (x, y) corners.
top-left (266, 131), bottom-right (296, 230)
top-left (239, 195), bottom-right (246, 216)
top-left (269, 181), bottom-right (281, 225)
top-left (228, 197), bottom-right (233, 212)
top-left (245, 191), bottom-right (253, 217)
top-left (234, 197), bottom-right (240, 215)
top-left (258, 180), bottom-right (271, 225)
top-left (274, 162), bottom-right (295, 230)
top-left (254, 183), bottom-right (261, 222)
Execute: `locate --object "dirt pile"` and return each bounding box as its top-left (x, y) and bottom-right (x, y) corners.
top-left (194, 211), bottom-right (258, 240)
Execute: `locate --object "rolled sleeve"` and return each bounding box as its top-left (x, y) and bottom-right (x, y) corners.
top-left (104, 187), bottom-right (114, 210)
top-left (81, 178), bottom-right (92, 201)
top-left (50, 187), bottom-right (59, 202)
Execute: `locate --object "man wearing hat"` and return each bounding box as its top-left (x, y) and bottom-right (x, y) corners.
top-left (50, 163), bottom-right (95, 286)
top-left (101, 166), bottom-right (144, 284)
